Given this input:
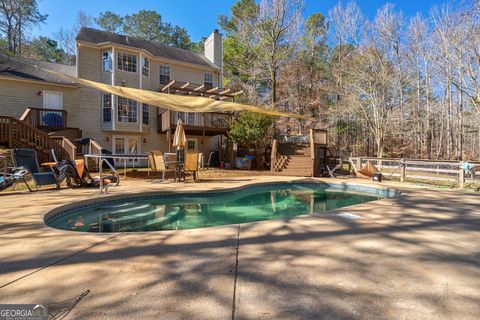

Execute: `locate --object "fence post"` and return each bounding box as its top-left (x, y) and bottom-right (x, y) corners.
top-left (400, 158), bottom-right (406, 183)
top-left (459, 161), bottom-right (465, 189)
top-left (339, 157), bottom-right (343, 173)
top-left (356, 157), bottom-right (362, 171)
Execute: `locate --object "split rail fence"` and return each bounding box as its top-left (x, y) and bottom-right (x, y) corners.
top-left (342, 157), bottom-right (480, 188)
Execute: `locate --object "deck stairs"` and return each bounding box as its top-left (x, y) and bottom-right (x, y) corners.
top-left (272, 143), bottom-right (313, 177)
top-left (0, 115), bottom-right (77, 163)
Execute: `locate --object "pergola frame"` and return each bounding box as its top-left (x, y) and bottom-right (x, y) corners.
top-left (160, 80), bottom-right (243, 101)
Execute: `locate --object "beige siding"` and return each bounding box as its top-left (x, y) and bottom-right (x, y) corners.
top-left (0, 78), bottom-right (78, 119)
top-left (77, 46), bottom-right (101, 82)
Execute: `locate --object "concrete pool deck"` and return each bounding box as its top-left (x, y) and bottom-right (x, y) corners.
top-left (0, 176), bottom-right (479, 319)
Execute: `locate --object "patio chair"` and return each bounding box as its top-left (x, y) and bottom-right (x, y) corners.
top-left (181, 151), bottom-right (199, 182)
top-left (12, 148), bottom-right (60, 191)
top-left (148, 150), bottom-right (177, 181)
top-left (0, 167), bottom-right (30, 191)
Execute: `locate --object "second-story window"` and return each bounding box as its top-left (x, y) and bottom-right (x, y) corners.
top-left (159, 64), bottom-right (170, 84)
top-left (204, 73), bottom-right (214, 89)
top-left (142, 104), bottom-right (149, 125)
top-left (118, 97), bottom-right (137, 122)
top-left (117, 52), bottom-right (137, 73)
top-left (142, 57), bottom-right (149, 76)
top-left (102, 51), bottom-right (112, 71)
top-left (102, 94), bottom-right (112, 122)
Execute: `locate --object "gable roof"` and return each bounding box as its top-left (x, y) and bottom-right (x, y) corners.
top-left (0, 56), bottom-right (77, 86)
top-left (77, 27), bottom-right (219, 70)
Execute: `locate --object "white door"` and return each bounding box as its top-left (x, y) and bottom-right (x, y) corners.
top-left (112, 136), bottom-right (141, 167)
top-left (186, 138), bottom-right (198, 152)
top-left (43, 91), bottom-right (63, 110)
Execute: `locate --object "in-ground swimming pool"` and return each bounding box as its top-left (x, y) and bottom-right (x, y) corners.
top-left (46, 183), bottom-right (393, 232)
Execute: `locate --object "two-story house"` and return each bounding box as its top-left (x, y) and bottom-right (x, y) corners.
top-left (0, 27), bottom-right (232, 164)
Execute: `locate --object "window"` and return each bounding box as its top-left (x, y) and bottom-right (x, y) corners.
top-left (204, 73), bottom-right (214, 89)
top-left (114, 137), bottom-right (126, 154)
top-left (117, 97), bottom-right (137, 122)
top-left (112, 136), bottom-right (141, 166)
top-left (159, 64), bottom-right (171, 84)
top-left (142, 57), bottom-right (149, 76)
top-left (117, 52), bottom-right (137, 73)
top-left (102, 94), bottom-right (112, 122)
top-left (102, 51), bottom-right (112, 71)
top-left (186, 138), bottom-right (198, 151)
top-left (142, 103), bottom-right (149, 125)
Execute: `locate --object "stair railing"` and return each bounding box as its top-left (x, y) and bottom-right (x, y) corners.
top-left (0, 116), bottom-right (75, 162)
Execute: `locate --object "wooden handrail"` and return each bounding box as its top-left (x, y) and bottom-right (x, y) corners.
top-left (51, 136), bottom-right (77, 161)
top-left (0, 115), bottom-right (75, 162)
top-left (20, 107), bottom-right (68, 130)
top-left (88, 140), bottom-right (103, 155)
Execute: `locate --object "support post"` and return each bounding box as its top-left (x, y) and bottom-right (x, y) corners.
top-left (356, 157), bottom-right (362, 172)
top-left (400, 158), bottom-right (406, 183)
top-left (271, 139), bottom-right (278, 172)
top-left (7, 118), bottom-right (13, 148)
top-left (339, 157), bottom-right (343, 173)
top-left (459, 161), bottom-right (465, 189)
top-left (167, 130), bottom-right (172, 153)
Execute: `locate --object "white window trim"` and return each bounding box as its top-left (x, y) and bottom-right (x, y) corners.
top-left (42, 91), bottom-right (63, 109)
top-left (117, 52), bottom-right (138, 73)
top-left (102, 50), bottom-right (112, 71)
top-left (142, 57), bottom-right (150, 77)
top-left (204, 72), bottom-right (214, 87)
top-left (159, 64), bottom-right (171, 84)
top-left (101, 93), bottom-right (112, 123)
top-left (186, 138), bottom-right (199, 151)
top-left (112, 135), bottom-right (142, 166)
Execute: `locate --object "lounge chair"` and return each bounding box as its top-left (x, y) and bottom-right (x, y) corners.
top-left (0, 167), bottom-right (30, 191)
top-left (181, 151), bottom-right (199, 182)
top-left (12, 148), bottom-right (60, 191)
top-left (148, 150), bottom-right (177, 181)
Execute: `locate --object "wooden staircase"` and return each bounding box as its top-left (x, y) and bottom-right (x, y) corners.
top-left (271, 143), bottom-right (314, 177)
top-left (271, 129), bottom-right (329, 177)
top-left (0, 116), bottom-right (76, 163)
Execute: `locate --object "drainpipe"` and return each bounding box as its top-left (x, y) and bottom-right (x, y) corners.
top-left (112, 46), bottom-right (117, 131)
top-left (139, 52), bottom-right (143, 133)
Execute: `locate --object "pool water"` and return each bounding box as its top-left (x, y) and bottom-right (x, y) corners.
top-left (46, 184), bottom-right (383, 232)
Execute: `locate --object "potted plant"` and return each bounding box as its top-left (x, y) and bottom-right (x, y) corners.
top-left (228, 112), bottom-right (274, 169)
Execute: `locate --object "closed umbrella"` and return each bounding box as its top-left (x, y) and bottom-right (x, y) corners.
top-left (173, 119), bottom-right (186, 163)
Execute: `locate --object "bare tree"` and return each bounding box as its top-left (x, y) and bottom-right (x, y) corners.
top-left (54, 11), bottom-right (92, 65)
top-left (252, 0), bottom-right (303, 108)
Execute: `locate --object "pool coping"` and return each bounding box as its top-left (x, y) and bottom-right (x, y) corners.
top-left (43, 178), bottom-right (402, 233)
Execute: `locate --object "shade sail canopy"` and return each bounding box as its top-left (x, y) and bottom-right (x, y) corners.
top-left (41, 67), bottom-right (306, 119)
top-left (173, 120), bottom-right (186, 149)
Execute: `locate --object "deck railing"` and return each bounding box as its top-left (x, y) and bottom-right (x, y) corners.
top-left (20, 107), bottom-right (68, 130)
top-left (0, 116), bottom-right (75, 162)
top-left (160, 110), bottom-right (233, 131)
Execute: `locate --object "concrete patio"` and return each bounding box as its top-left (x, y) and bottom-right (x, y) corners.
top-left (0, 176), bottom-right (479, 319)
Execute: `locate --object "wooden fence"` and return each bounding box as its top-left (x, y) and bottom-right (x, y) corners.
top-left (347, 157), bottom-right (480, 188)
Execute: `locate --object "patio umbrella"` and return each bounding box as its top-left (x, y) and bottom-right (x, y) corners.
top-left (173, 119), bottom-right (186, 163)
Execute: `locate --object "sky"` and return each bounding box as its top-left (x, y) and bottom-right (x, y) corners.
top-left (33, 0), bottom-right (443, 42)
